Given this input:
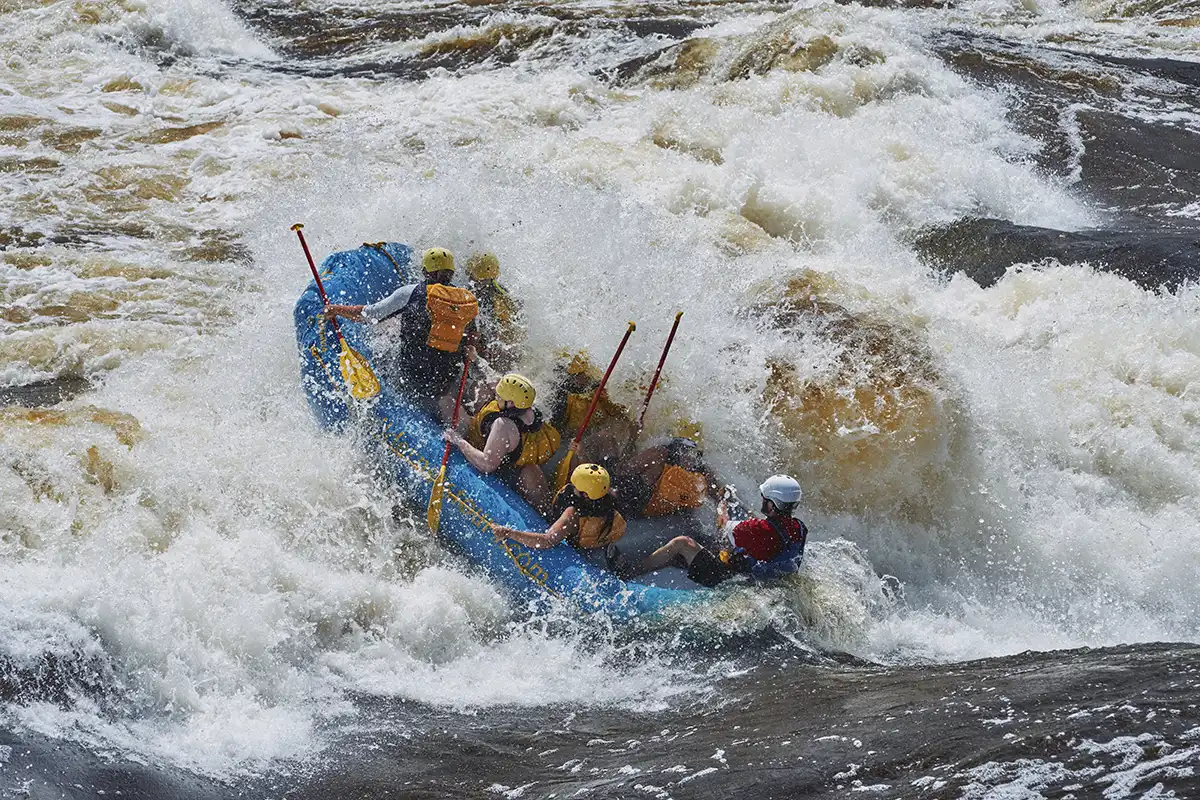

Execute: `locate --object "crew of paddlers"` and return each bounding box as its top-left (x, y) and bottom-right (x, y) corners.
top-left (324, 247), bottom-right (808, 586)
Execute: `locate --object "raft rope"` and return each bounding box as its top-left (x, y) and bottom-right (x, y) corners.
top-left (363, 242), bottom-right (407, 280)
top-left (309, 317), bottom-right (344, 392)
top-left (374, 420), bottom-right (562, 599)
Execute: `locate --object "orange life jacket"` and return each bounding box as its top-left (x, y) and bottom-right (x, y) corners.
top-left (425, 284), bottom-right (478, 352)
top-left (551, 487), bottom-right (627, 550)
top-left (644, 464), bottom-right (708, 517)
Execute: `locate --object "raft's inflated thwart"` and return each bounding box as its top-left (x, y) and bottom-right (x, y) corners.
top-left (294, 242), bottom-right (706, 618)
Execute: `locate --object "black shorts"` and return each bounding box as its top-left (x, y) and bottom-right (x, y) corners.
top-left (493, 460), bottom-right (520, 488)
top-left (687, 548), bottom-right (733, 588)
top-left (398, 350), bottom-right (461, 403)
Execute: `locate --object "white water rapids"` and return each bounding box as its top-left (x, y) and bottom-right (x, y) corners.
top-left (1, 0), bottom-right (1199, 777)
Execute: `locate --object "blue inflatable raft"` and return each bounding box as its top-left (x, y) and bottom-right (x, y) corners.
top-left (294, 242), bottom-right (707, 618)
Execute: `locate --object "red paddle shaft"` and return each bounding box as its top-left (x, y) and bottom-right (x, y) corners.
top-left (570, 322), bottom-right (636, 450)
top-left (636, 311), bottom-right (683, 433)
top-left (292, 224), bottom-right (344, 342)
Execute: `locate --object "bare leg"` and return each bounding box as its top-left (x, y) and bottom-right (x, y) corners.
top-left (580, 429), bottom-right (620, 466)
top-left (437, 390), bottom-right (457, 424)
top-left (580, 419), bottom-right (637, 465)
top-left (516, 464), bottom-right (551, 516)
top-left (628, 536), bottom-right (702, 577)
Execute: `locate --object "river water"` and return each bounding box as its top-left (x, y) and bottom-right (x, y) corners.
top-left (1, 0), bottom-right (1199, 797)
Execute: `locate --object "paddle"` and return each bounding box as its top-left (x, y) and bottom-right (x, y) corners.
top-left (427, 352), bottom-right (473, 534)
top-left (554, 321), bottom-right (636, 489)
top-left (292, 224), bottom-right (380, 400)
top-left (635, 310), bottom-right (683, 436)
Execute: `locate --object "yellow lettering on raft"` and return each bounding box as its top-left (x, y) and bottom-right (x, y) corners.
top-left (372, 426), bottom-right (561, 598)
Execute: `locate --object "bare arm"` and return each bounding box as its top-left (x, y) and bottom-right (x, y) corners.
top-left (493, 508), bottom-right (574, 550)
top-left (324, 304), bottom-right (367, 323)
top-left (446, 417), bottom-right (516, 474)
top-left (716, 498), bottom-right (730, 530)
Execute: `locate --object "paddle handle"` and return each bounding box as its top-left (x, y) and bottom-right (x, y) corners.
top-left (569, 321), bottom-right (636, 449)
top-left (292, 223), bottom-right (344, 342)
top-left (439, 352), bottom-right (473, 468)
top-left (635, 311), bottom-right (683, 434)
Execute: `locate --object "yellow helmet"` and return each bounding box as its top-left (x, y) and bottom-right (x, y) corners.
top-left (564, 350), bottom-right (600, 380)
top-left (571, 463), bottom-right (610, 500)
top-left (422, 247), bottom-right (454, 273)
top-left (466, 252), bottom-right (500, 281)
top-left (495, 373), bottom-right (536, 409)
top-left (672, 418), bottom-right (704, 448)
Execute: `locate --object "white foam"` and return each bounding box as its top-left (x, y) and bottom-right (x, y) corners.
top-left (957, 733), bottom-right (1198, 799)
top-left (112, 0), bottom-right (277, 61)
top-left (3, 0), bottom-right (1200, 777)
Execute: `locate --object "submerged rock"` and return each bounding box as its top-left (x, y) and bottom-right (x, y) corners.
top-left (0, 375), bottom-right (93, 408)
top-left (740, 272), bottom-right (965, 526)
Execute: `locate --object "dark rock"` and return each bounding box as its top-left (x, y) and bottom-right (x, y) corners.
top-left (0, 375), bottom-right (94, 408)
top-left (915, 218), bottom-right (1200, 290)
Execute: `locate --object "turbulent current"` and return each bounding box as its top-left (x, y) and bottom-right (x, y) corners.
top-left (2, 0), bottom-right (1199, 797)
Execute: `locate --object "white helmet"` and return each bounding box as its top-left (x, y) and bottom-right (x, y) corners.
top-left (759, 474), bottom-right (803, 505)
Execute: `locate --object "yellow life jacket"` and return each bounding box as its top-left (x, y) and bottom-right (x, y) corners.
top-left (644, 464), bottom-right (708, 517)
top-left (472, 400), bottom-right (561, 469)
top-left (551, 487), bottom-right (627, 550)
top-left (475, 283), bottom-right (523, 358)
top-left (491, 284), bottom-right (518, 327)
top-left (575, 510), bottom-right (627, 550)
top-left (555, 388), bottom-right (624, 438)
top-left (425, 284), bottom-right (478, 353)
top-left (561, 391), bottom-right (591, 436)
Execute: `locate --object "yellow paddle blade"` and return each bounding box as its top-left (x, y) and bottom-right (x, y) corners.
top-left (553, 447), bottom-right (576, 492)
top-left (427, 465), bottom-right (447, 533)
top-left (338, 340), bottom-right (380, 400)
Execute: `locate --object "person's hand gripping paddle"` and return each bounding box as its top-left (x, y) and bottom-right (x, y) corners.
top-left (427, 353), bottom-right (473, 533)
top-left (292, 224), bottom-right (380, 400)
